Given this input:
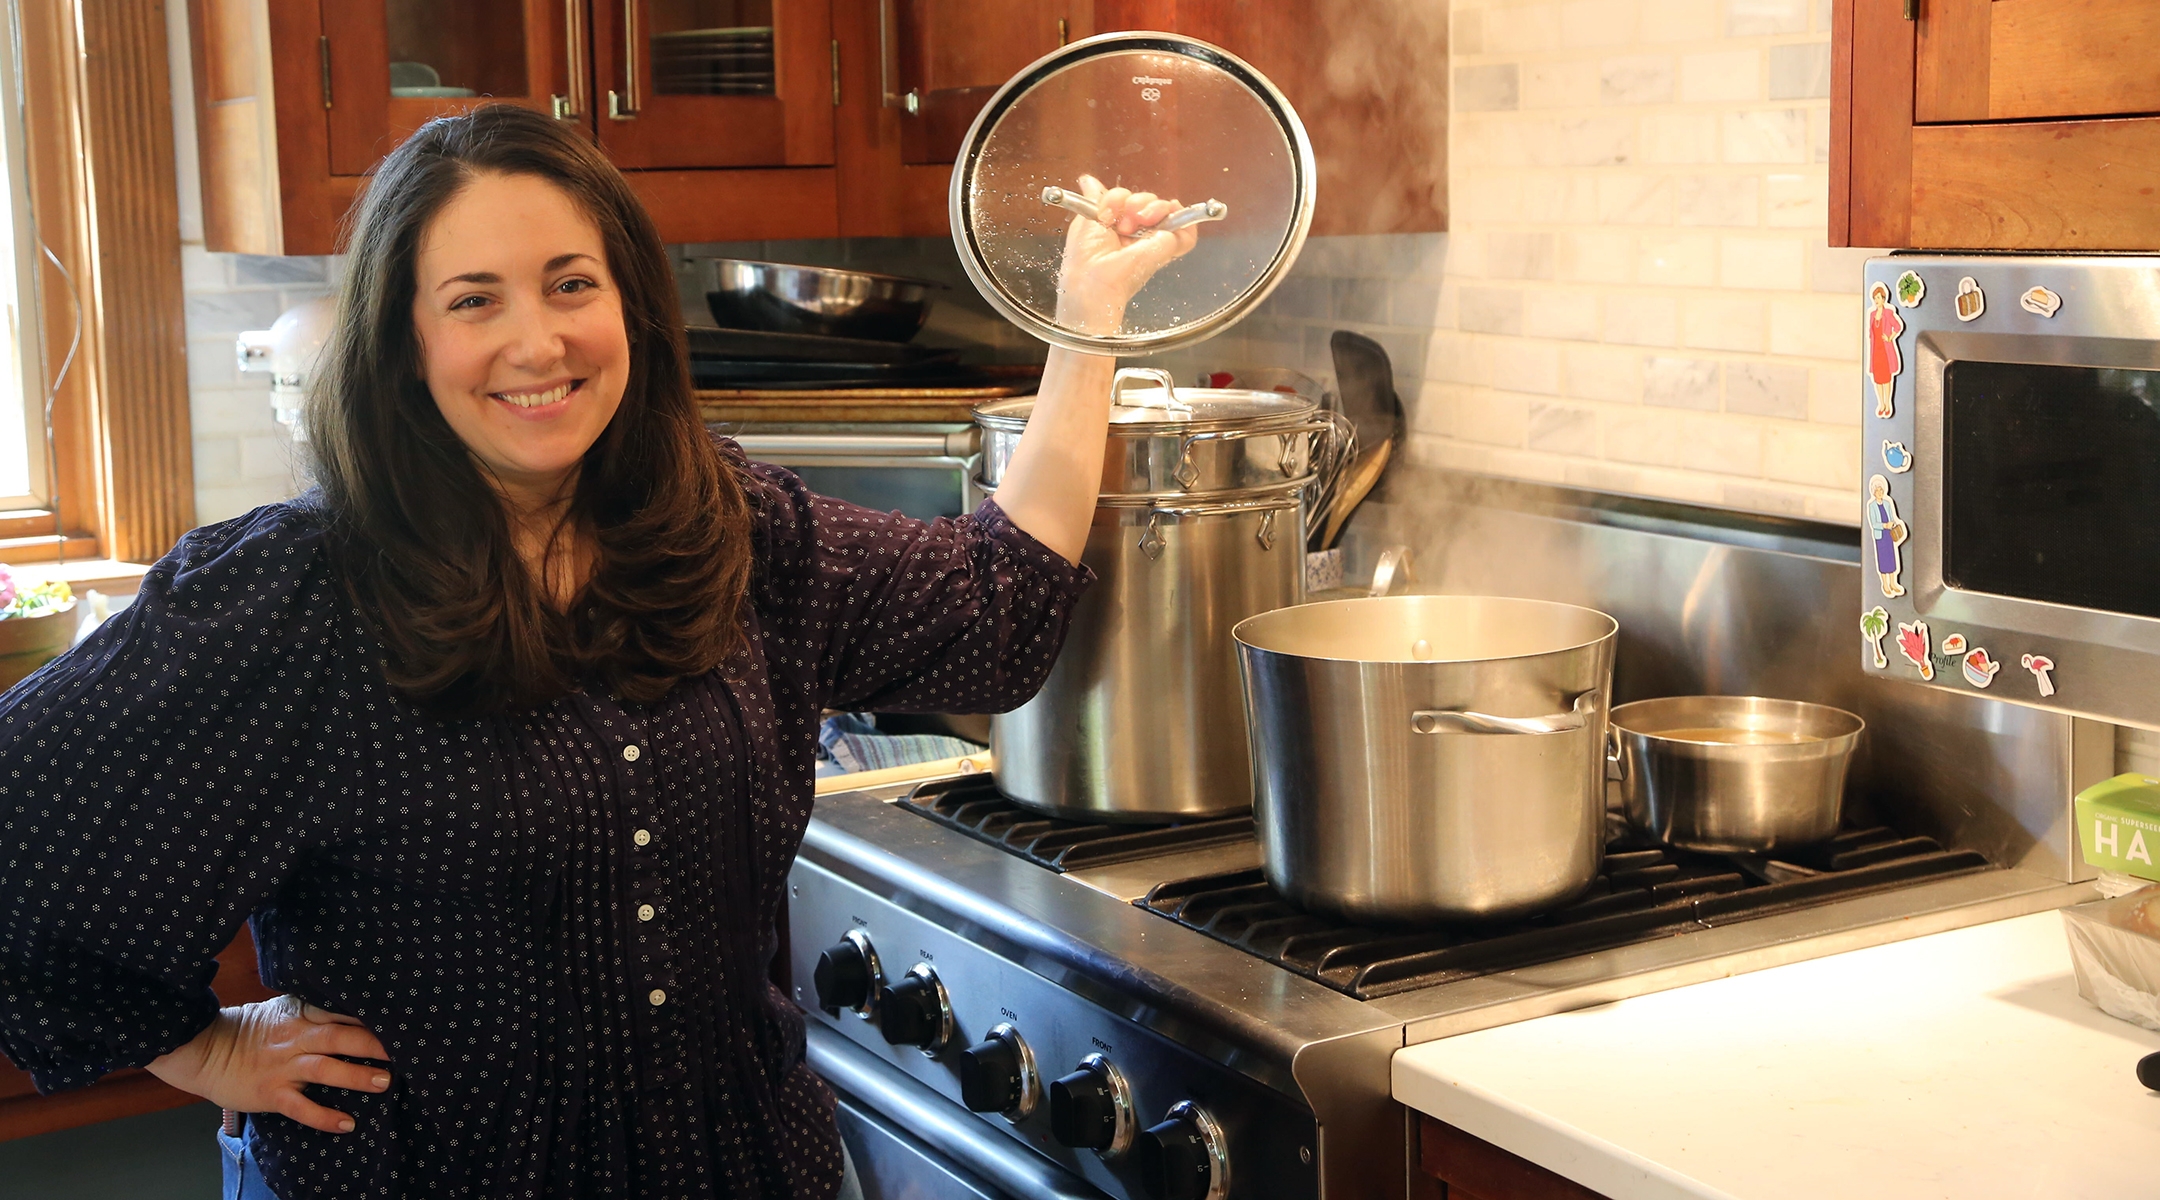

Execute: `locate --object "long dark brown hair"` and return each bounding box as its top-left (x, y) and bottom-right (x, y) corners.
top-left (305, 104), bottom-right (752, 718)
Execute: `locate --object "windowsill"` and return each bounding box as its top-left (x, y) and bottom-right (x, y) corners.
top-left (8, 557), bottom-right (151, 597)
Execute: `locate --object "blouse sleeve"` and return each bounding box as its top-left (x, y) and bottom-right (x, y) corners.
top-left (0, 505), bottom-right (349, 1092)
top-left (735, 440), bottom-right (1094, 715)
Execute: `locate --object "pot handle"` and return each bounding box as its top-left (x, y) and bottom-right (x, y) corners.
top-left (1413, 690), bottom-right (1598, 737)
top-left (1606, 725), bottom-right (1627, 781)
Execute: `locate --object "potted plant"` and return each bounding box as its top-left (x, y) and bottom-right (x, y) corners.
top-left (0, 568), bottom-right (76, 689)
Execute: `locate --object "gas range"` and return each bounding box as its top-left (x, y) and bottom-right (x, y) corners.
top-left (788, 775), bottom-right (2079, 1200)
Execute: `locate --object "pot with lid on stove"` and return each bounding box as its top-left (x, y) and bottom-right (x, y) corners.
top-left (949, 31), bottom-right (1331, 823)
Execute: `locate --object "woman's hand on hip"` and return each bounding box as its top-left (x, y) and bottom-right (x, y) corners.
top-left (146, 996), bottom-right (390, 1134)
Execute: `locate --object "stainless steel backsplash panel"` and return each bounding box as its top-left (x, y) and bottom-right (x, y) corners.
top-left (1341, 467), bottom-right (2109, 881)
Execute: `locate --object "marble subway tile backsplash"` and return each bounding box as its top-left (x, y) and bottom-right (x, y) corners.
top-left (1414, 0), bottom-right (1884, 524)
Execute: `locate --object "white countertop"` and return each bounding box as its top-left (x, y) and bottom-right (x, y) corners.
top-left (1392, 911), bottom-right (2160, 1200)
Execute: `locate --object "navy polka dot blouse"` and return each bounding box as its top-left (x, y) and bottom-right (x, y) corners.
top-left (0, 439), bottom-right (1090, 1199)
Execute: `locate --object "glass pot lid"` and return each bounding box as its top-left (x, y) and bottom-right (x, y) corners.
top-left (949, 32), bottom-right (1316, 357)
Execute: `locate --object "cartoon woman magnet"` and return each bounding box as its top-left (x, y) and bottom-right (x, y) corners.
top-left (1867, 282), bottom-right (1904, 419)
top-left (1865, 474), bottom-right (1908, 598)
top-left (1861, 606), bottom-right (1890, 669)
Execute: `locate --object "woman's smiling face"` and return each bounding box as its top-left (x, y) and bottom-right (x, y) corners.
top-left (411, 170), bottom-right (629, 508)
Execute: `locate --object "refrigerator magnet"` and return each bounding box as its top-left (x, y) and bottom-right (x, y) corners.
top-left (1962, 648), bottom-right (2001, 689)
top-left (1861, 606), bottom-right (1890, 670)
top-left (2020, 285), bottom-right (2062, 318)
top-left (1955, 277), bottom-right (1985, 321)
top-left (1882, 441), bottom-right (1913, 473)
top-left (1865, 475), bottom-right (1908, 598)
top-left (1895, 270), bottom-right (1926, 308)
top-left (1941, 632), bottom-right (1967, 658)
top-left (1867, 282), bottom-right (1904, 419)
top-left (2022, 653), bottom-right (2057, 697)
top-left (1896, 619), bottom-right (1935, 682)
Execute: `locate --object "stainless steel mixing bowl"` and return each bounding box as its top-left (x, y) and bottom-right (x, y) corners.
top-left (699, 258), bottom-right (938, 342)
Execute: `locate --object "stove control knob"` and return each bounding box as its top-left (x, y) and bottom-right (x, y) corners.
top-left (957, 1023), bottom-right (1039, 1117)
top-left (812, 931), bottom-right (881, 1015)
top-left (1047, 1054), bottom-right (1133, 1156)
top-left (1134, 1102), bottom-right (1228, 1200)
top-left (875, 964), bottom-right (953, 1054)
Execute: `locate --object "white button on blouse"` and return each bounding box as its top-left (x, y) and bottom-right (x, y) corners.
top-left (633, 829), bottom-right (651, 847)
top-left (649, 989), bottom-right (667, 1006)
top-left (637, 904), bottom-right (655, 922)
top-left (623, 744), bottom-right (641, 762)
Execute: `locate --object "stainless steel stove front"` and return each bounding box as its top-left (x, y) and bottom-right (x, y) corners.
top-left (788, 781), bottom-right (2083, 1200)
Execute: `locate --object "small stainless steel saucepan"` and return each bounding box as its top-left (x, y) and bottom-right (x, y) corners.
top-left (1608, 695), bottom-right (1865, 854)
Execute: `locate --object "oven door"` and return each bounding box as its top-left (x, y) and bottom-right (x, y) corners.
top-left (1865, 254), bottom-right (2160, 728)
top-left (809, 1023), bottom-right (1109, 1200)
top-left (731, 427), bottom-right (983, 522)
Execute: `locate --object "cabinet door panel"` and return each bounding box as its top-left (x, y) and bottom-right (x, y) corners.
top-left (593, 0), bottom-right (833, 169)
top-left (1916, 0), bottom-right (2160, 123)
top-left (325, 0), bottom-right (572, 176)
top-left (891, 0), bottom-right (1072, 165)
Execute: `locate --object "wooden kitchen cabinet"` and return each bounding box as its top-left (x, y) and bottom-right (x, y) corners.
top-left (192, 0), bottom-right (1444, 253)
top-left (590, 0), bottom-right (834, 170)
top-left (1419, 1114), bottom-right (1616, 1200)
top-left (882, 0), bottom-right (1078, 166)
top-left (1834, 0), bottom-right (2160, 249)
top-left (321, 0), bottom-right (570, 176)
top-left (0, 928), bottom-right (278, 1142)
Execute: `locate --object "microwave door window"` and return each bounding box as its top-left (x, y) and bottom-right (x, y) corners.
top-left (1944, 361), bottom-right (2160, 619)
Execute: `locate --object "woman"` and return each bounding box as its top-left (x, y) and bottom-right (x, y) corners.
top-left (1866, 281), bottom-right (1903, 419)
top-left (0, 104), bottom-right (1193, 1198)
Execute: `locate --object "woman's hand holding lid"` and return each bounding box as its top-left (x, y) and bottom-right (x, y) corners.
top-left (1054, 174), bottom-right (1201, 336)
top-left (146, 996), bottom-right (391, 1134)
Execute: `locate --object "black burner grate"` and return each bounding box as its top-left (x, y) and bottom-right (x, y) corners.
top-left (1138, 827), bottom-right (1993, 1000)
top-left (896, 775), bottom-right (1254, 872)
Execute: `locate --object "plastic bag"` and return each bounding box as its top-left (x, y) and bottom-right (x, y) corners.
top-left (2062, 891), bottom-right (2160, 1033)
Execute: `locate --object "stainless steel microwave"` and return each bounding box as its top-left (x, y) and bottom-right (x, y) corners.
top-left (1861, 254), bottom-right (2160, 729)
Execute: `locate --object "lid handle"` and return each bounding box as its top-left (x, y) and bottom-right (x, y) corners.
top-left (1111, 366), bottom-right (1189, 413)
top-left (1041, 187), bottom-right (1229, 236)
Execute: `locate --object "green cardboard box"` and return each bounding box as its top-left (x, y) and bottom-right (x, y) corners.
top-left (2075, 773), bottom-right (2160, 883)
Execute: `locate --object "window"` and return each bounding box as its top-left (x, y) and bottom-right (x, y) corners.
top-left (0, 11), bottom-right (47, 509)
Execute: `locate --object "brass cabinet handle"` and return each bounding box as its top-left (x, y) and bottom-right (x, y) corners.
top-left (609, 1), bottom-right (641, 119)
top-left (553, 0), bottom-right (589, 118)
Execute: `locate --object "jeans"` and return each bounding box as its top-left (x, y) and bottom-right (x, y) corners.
top-left (217, 1124), bottom-right (279, 1200)
top-left (217, 1123), bottom-right (863, 1200)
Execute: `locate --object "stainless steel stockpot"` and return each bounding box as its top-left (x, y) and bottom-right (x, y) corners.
top-left (979, 370), bottom-right (1331, 824)
top-left (1235, 595), bottom-right (1618, 924)
top-left (1609, 695), bottom-right (1864, 853)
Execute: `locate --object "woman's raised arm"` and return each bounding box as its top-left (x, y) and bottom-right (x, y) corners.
top-left (987, 175), bottom-right (1199, 563)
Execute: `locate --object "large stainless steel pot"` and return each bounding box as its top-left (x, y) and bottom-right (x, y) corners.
top-left (1234, 595), bottom-right (1618, 923)
top-left (978, 370), bottom-right (1331, 823)
top-left (1609, 696), bottom-right (1864, 853)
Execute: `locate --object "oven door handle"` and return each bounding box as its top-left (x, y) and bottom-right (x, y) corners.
top-left (806, 1023), bottom-right (1108, 1199)
top-left (732, 433), bottom-right (970, 457)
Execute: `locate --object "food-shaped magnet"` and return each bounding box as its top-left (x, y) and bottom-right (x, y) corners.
top-left (1861, 606), bottom-right (1890, 669)
top-left (2022, 653), bottom-right (2057, 698)
top-left (1865, 474), bottom-right (1908, 598)
top-left (2020, 285), bottom-right (2062, 318)
top-left (1941, 632), bottom-right (1967, 658)
top-left (1896, 619), bottom-right (1935, 681)
top-left (1962, 648), bottom-right (2001, 689)
top-left (1895, 270), bottom-right (1926, 308)
top-left (1867, 282), bottom-right (1904, 419)
top-left (1882, 441), bottom-right (1914, 473)
top-left (1955, 277), bottom-right (1985, 321)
